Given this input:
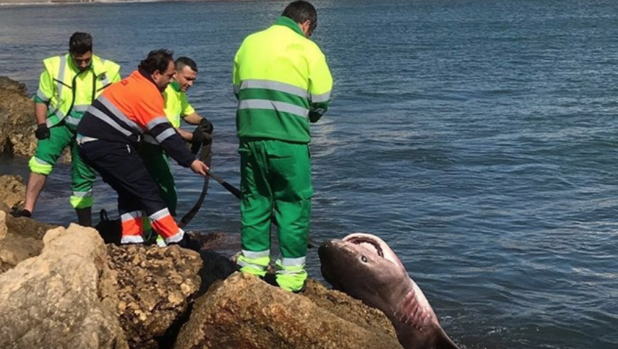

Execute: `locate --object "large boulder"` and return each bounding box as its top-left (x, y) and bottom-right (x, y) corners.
top-left (108, 244), bottom-right (203, 349)
top-left (0, 224), bottom-right (129, 349)
top-left (0, 76), bottom-right (36, 157)
top-left (0, 174), bottom-right (26, 211)
top-left (0, 200), bottom-right (56, 273)
top-left (174, 272), bottom-right (403, 349)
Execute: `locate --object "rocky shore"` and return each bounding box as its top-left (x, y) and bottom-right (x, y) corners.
top-left (0, 80), bottom-right (404, 349)
top-left (0, 175), bottom-right (403, 349)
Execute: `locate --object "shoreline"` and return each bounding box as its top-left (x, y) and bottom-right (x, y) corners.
top-left (0, 0), bottom-right (264, 6)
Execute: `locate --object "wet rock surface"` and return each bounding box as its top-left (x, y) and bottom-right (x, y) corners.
top-left (0, 76), bottom-right (36, 157)
top-left (174, 272), bottom-right (403, 349)
top-left (107, 244), bottom-right (202, 349)
top-left (0, 224), bottom-right (129, 349)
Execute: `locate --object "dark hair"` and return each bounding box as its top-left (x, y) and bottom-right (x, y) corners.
top-left (139, 49), bottom-right (174, 75)
top-left (69, 32), bottom-right (93, 55)
top-left (175, 56), bottom-right (198, 73)
top-left (282, 1), bottom-right (317, 32)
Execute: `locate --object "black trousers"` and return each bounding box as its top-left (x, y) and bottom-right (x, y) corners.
top-left (78, 140), bottom-right (167, 218)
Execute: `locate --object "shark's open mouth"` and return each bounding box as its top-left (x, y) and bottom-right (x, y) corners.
top-left (344, 235), bottom-right (384, 257)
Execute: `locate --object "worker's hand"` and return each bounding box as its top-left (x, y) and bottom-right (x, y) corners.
top-left (192, 127), bottom-right (207, 144)
top-left (35, 123), bottom-right (50, 140)
top-left (190, 160), bottom-right (208, 176)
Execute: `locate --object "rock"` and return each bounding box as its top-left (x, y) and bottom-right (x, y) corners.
top-left (0, 76), bottom-right (27, 94)
top-left (108, 244), bottom-right (202, 349)
top-left (0, 224), bottom-right (129, 349)
top-left (303, 279), bottom-right (399, 339)
top-left (0, 200), bottom-right (56, 273)
top-left (0, 174), bottom-right (26, 211)
top-left (0, 211), bottom-right (6, 241)
top-left (0, 76), bottom-right (36, 157)
top-left (174, 272), bottom-right (403, 349)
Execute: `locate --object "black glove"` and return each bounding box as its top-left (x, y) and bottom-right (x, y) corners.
top-left (190, 119), bottom-right (214, 155)
top-left (192, 127), bottom-right (207, 144)
top-left (35, 124), bottom-right (50, 140)
top-left (191, 118), bottom-right (213, 145)
top-left (197, 118), bottom-right (214, 134)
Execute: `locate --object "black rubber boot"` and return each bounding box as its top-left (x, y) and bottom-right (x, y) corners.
top-left (10, 209), bottom-right (32, 218)
top-left (75, 207), bottom-right (92, 227)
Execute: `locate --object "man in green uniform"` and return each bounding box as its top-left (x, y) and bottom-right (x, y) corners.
top-left (139, 57), bottom-right (213, 241)
top-left (233, 0), bottom-right (333, 292)
top-left (12, 32), bottom-right (121, 226)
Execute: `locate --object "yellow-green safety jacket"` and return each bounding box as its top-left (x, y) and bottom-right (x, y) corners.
top-left (143, 81), bottom-right (196, 144)
top-left (233, 16), bottom-right (333, 143)
top-left (34, 54), bottom-right (121, 128)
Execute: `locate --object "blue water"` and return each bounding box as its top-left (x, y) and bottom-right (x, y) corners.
top-left (1, 0), bottom-right (617, 348)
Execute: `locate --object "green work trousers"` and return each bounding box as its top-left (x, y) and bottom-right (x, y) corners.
top-left (238, 139), bottom-right (313, 291)
top-left (29, 121), bottom-right (95, 209)
top-left (139, 142), bottom-right (178, 216)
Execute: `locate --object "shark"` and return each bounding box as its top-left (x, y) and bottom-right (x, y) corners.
top-left (318, 233), bottom-right (461, 349)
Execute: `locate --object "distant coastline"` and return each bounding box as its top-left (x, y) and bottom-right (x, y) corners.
top-left (0, 0), bottom-right (253, 6)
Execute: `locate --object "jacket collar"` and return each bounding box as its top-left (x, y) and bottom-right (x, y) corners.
top-left (169, 81), bottom-right (181, 92)
top-left (274, 16), bottom-right (305, 37)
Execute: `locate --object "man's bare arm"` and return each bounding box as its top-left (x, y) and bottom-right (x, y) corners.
top-left (182, 112), bottom-right (203, 125)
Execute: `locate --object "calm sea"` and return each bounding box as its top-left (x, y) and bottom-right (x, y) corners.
top-left (1, 0), bottom-right (617, 348)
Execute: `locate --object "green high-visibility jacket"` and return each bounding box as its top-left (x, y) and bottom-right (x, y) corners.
top-left (233, 16), bottom-right (333, 143)
top-left (35, 54), bottom-right (121, 128)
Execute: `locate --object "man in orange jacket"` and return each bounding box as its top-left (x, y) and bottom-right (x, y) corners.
top-left (76, 49), bottom-right (208, 246)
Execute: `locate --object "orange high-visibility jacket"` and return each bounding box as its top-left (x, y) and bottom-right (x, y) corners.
top-left (77, 69), bottom-right (194, 167)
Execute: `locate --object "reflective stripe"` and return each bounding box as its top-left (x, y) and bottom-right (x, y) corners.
top-left (143, 134), bottom-right (158, 144)
top-left (164, 229), bottom-right (184, 244)
top-left (310, 90), bottom-right (332, 103)
top-left (237, 259), bottom-right (261, 268)
top-left (121, 235), bottom-right (145, 244)
top-left (155, 128), bottom-right (176, 143)
top-left (29, 156), bottom-right (52, 175)
top-left (76, 135), bottom-right (98, 144)
top-left (121, 211), bottom-right (142, 222)
top-left (242, 250), bottom-right (270, 259)
top-left (55, 56), bottom-right (67, 108)
top-left (276, 268), bottom-right (304, 275)
top-left (65, 115), bottom-right (81, 126)
top-left (33, 157), bottom-right (50, 165)
top-left (71, 190), bottom-right (93, 198)
top-left (36, 88), bottom-right (50, 102)
top-left (149, 208), bottom-right (171, 221)
top-left (156, 235), bottom-right (167, 247)
top-left (46, 108), bottom-right (66, 128)
top-left (278, 256), bottom-right (306, 267)
top-left (88, 105), bottom-right (132, 137)
top-left (98, 96), bottom-right (142, 132)
top-left (240, 79), bottom-right (308, 99)
top-left (73, 104), bottom-right (90, 112)
top-left (238, 99), bottom-right (309, 118)
top-left (146, 116), bottom-right (169, 131)
top-left (69, 194), bottom-right (93, 209)
top-left (233, 84), bottom-right (240, 95)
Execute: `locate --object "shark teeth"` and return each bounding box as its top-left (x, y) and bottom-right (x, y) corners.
top-left (343, 235), bottom-right (384, 257)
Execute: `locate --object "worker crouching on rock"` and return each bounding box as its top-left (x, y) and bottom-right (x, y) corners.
top-left (76, 49), bottom-right (208, 247)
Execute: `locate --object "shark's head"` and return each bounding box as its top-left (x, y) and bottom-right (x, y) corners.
top-left (319, 233), bottom-right (461, 349)
top-left (318, 233), bottom-right (410, 310)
